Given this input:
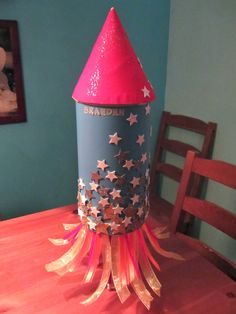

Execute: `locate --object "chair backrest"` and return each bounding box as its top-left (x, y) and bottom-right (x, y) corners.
top-left (171, 150), bottom-right (236, 279)
top-left (150, 111), bottom-right (217, 202)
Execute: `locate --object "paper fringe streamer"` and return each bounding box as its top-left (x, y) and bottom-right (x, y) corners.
top-left (45, 222), bottom-right (183, 310)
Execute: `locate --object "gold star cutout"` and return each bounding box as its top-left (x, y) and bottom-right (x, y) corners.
top-left (106, 170), bottom-right (117, 182)
top-left (123, 159), bottom-right (134, 170)
top-left (109, 132), bottom-right (122, 145)
top-left (113, 204), bottom-right (124, 215)
top-left (110, 188), bottom-right (121, 199)
top-left (141, 153), bottom-right (147, 163)
top-left (126, 113), bottom-right (138, 126)
top-left (141, 86), bottom-right (150, 98)
top-left (145, 104), bottom-right (151, 115)
top-left (123, 216), bottom-right (132, 227)
top-left (97, 159), bottom-right (109, 171)
top-left (89, 181), bottom-right (99, 191)
top-left (136, 134), bottom-right (145, 146)
top-left (130, 176), bottom-right (140, 188)
top-left (131, 194), bottom-right (140, 205)
top-left (98, 197), bottom-right (109, 207)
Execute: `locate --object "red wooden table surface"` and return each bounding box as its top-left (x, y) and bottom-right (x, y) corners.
top-left (0, 204), bottom-right (235, 314)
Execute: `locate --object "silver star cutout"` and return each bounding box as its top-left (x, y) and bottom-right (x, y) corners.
top-left (126, 113), bottom-right (138, 126)
top-left (141, 86), bottom-right (150, 98)
top-left (123, 159), bottom-right (134, 170)
top-left (113, 204), bottom-right (124, 215)
top-left (78, 178), bottom-right (85, 190)
top-left (98, 197), bottom-right (109, 207)
top-left (123, 216), bottom-right (132, 227)
top-left (106, 170), bottom-right (117, 182)
top-left (89, 181), bottom-right (99, 191)
top-left (145, 104), bottom-right (151, 115)
top-left (140, 153), bottom-right (147, 163)
top-left (97, 159), bottom-right (109, 171)
top-left (110, 188), bottom-right (121, 199)
top-left (90, 206), bottom-right (100, 217)
top-left (137, 207), bottom-right (144, 217)
top-left (131, 194), bottom-right (140, 205)
top-left (136, 134), bottom-right (145, 146)
top-left (109, 132), bottom-right (122, 145)
top-left (130, 176), bottom-right (140, 188)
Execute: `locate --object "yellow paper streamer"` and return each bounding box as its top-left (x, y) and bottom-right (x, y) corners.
top-left (142, 224), bottom-right (184, 261)
top-left (139, 247), bottom-right (161, 297)
top-left (81, 234), bottom-right (111, 305)
top-left (111, 236), bottom-right (131, 303)
top-left (45, 225), bottom-right (88, 272)
top-left (48, 238), bottom-right (69, 246)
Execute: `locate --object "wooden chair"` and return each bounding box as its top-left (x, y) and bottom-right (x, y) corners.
top-left (170, 150), bottom-right (236, 280)
top-left (150, 111), bottom-right (217, 230)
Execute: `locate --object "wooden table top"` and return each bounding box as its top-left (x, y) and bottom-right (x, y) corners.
top-left (0, 204), bottom-right (235, 314)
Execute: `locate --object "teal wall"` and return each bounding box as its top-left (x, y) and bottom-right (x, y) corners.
top-left (165, 0), bottom-right (236, 262)
top-left (0, 0), bottom-right (170, 219)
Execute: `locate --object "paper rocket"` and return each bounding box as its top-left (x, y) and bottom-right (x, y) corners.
top-left (46, 7), bottom-right (180, 310)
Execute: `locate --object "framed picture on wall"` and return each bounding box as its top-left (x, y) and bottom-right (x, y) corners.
top-left (0, 20), bottom-right (26, 124)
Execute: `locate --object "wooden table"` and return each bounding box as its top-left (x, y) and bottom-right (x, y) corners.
top-left (0, 204), bottom-right (235, 314)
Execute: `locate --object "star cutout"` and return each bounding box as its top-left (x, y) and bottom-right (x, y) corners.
top-left (134, 160), bottom-right (143, 170)
top-left (78, 178), bottom-right (85, 190)
top-left (80, 193), bottom-right (87, 204)
top-left (98, 197), bottom-right (109, 208)
top-left (115, 150), bottom-right (129, 163)
top-left (110, 221), bottom-right (120, 231)
top-left (115, 174), bottom-right (126, 186)
top-left (113, 204), bottom-right (124, 215)
top-left (97, 160), bottom-right (109, 171)
top-left (109, 132), bottom-right (122, 145)
top-left (141, 86), bottom-right (150, 98)
top-left (141, 153), bottom-right (147, 163)
top-left (90, 206), bottom-right (100, 217)
top-left (131, 194), bottom-right (140, 205)
top-left (78, 208), bottom-right (85, 220)
top-left (123, 159), bottom-right (134, 170)
top-left (136, 134), bottom-right (145, 146)
top-left (98, 187), bottom-right (110, 197)
top-left (123, 205), bottom-right (137, 217)
top-left (130, 176), bottom-right (140, 188)
top-left (106, 170), bottom-right (117, 182)
top-left (126, 113), bottom-right (138, 126)
top-left (91, 171), bottom-right (103, 183)
top-left (89, 181), bottom-right (99, 191)
top-left (104, 206), bottom-right (115, 219)
top-left (137, 207), bottom-right (144, 217)
top-left (85, 189), bottom-right (94, 200)
top-left (145, 104), bottom-right (151, 115)
top-left (96, 223), bottom-right (109, 234)
top-left (123, 216), bottom-right (132, 228)
top-left (110, 188), bottom-right (121, 200)
top-left (87, 218), bottom-right (97, 230)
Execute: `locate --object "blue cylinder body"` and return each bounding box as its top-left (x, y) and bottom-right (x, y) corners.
top-left (76, 103), bottom-right (151, 235)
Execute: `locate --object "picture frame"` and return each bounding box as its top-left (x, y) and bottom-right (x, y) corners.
top-left (0, 20), bottom-right (26, 124)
